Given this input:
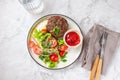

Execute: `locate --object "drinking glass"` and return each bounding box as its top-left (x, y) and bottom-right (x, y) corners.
top-left (19, 0), bottom-right (44, 14)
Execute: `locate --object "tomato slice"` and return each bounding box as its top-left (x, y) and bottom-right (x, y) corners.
top-left (58, 45), bottom-right (68, 51)
top-left (28, 40), bottom-right (35, 48)
top-left (33, 45), bottom-right (41, 55)
top-left (50, 38), bottom-right (57, 48)
top-left (59, 51), bottom-right (65, 57)
top-left (50, 54), bottom-right (58, 62)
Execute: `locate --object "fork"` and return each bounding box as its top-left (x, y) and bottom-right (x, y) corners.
top-left (89, 32), bottom-right (108, 80)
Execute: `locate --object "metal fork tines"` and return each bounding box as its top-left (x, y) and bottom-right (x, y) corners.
top-left (100, 32), bottom-right (108, 59)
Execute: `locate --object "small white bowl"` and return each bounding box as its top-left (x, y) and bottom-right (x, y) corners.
top-left (63, 29), bottom-right (83, 48)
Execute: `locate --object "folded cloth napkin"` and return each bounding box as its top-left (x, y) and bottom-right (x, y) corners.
top-left (80, 24), bottom-right (120, 75)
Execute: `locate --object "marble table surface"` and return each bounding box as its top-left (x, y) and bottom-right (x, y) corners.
top-left (0, 0), bottom-right (120, 80)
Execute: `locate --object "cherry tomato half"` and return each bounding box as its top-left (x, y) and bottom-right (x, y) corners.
top-left (50, 54), bottom-right (58, 62)
top-left (58, 45), bottom-right (68, 51)
top-left (50, 38), bottom-right (57, 48)
top-left (41, 29), bottom-right (47, 34)
top-left (59, 51), bottom-right (65, 57)
top-left (28, 40), bottom-right (35, 48)
top-left (33, 45), bottom-right (41, 55)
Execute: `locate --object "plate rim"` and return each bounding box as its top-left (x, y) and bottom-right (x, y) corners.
top-left (27, 14), bottom-right (84, 70)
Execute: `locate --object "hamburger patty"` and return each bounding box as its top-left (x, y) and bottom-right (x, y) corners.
top-left (46, 16), bottom-right (68, 38)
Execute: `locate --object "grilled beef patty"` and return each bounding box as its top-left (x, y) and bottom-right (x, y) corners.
top-left (46, 16), bottom-right (68, 38)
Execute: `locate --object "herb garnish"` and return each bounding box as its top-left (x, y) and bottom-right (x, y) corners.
top-left (53, 26), bottom-right (60, 35)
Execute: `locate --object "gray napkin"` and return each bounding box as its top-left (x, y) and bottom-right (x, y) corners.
top-left (80, 24), bottom-right (120, 75)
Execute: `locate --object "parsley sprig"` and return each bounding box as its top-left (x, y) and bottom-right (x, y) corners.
top-left (53, 26), bottom-right (60, 35)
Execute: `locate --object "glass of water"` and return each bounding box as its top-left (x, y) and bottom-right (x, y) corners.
top-left (19, 0), bottom-right (44, 14)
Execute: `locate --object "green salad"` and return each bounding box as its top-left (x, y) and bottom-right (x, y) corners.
top-left (28, 28), bottom-right (68, 68)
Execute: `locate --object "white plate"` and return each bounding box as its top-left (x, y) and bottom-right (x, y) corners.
top-left (27, 14), bottom-right (83, 69)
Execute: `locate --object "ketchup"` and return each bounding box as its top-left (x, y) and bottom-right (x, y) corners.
top-left (65, 31), bottom-right (80, 46)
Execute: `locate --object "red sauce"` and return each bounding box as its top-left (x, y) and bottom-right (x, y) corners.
top-left (65, 31), bottom-right (80, 46)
